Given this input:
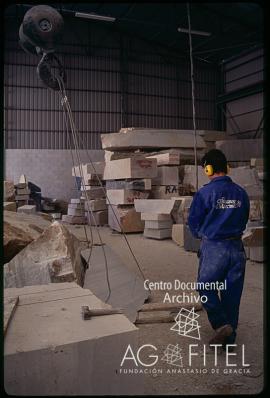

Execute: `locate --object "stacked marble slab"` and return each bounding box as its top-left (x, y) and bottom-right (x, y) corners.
top-left (104, 157), bottom-right (156, 233)
top-left (63, 162), bottom-right (108, 225)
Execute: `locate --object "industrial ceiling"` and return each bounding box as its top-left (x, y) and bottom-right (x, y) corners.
top-left (5, 2), bottom-right (264, 64)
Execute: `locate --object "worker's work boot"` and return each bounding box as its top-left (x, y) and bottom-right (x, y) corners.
top-left (209, 324), bottom-right (234, 346)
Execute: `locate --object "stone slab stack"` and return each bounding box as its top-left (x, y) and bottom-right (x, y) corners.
top-left (15, 175), bottom-right (30, 207)
top-left (65, 162), bottom-right (108, 225)
top-left (62, 198), bottom-right (87, 225)
top-left (134, 198), bottom-right (181, 240)
top-left (149, 152), bottom-right (180, 199)
top-left (104, 157), bottom-right (156, 233)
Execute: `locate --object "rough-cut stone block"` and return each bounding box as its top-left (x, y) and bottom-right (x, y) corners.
top-left (101, 128), bottom-right (206, 151)
top-left (215, 139), bottom-right (263, 162)
top-left (72, 162), bottom-right (105, 177)
top-left (147, 150), bottom-right (180, 166)
top-left (4, 221), bottom-right (86, 287)
top-left (3, 202), bottom-right (16, 212)
top-left (172, 224), bottom-right (184, 246)
top-left (144, 220), bottom-right (173, 229)
top-left (106, 179), bottom-right (151, 191)
top-left (4, 283), bottom-right (142, 396)
top-left (249, 246), bottom-right (264, 262)
top-left (85, 198), bottom-right (107, 212)
top-left (184, 225), bottom-right (201, 252)
top-left (4, 181), bottom-right (15, 201)
top-left (17, 205), bottom-right (36, 214)
top-left (152, 166), bottom-right (179, 186)
top-left (104, 157), bottom-right (157, 180)
top-left (62, 215), bottom-right (87, 225)
top-left (4, 211), bottom-right (50, 263)
top-left (81, 187), bottom-right (105, 199)
top-left (108, 205), bottom-right (144, 233)
top-left (144, 228), bottom-right (172, 240)
top-left (151, 185), bottom-right (179, 199)
top-left (141, 213), bottom-right (171, 221)
top-left (106, 189), bottom-right (150, 205)
top-left (67, 207), bottom-right (85, 216)
top-left (134, 198), bottom-right (181, 214)
top-left (4, 222), bottom-right (87, 288)
top-left (85, 210), bottom-right (108, 226)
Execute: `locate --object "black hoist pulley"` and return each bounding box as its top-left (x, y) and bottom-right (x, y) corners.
top-left (19, 5), bottom-right (66, 91)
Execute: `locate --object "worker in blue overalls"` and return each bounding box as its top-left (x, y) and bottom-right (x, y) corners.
top-left (188, 149), bottom-right (250, 349)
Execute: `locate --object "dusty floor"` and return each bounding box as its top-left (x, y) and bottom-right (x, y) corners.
top-left (68, 225), bottom-right (264, 395)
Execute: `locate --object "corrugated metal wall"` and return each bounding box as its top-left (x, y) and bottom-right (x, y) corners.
top-left (223, 47), bottom-right (264, 138)
top-left (4, 17), bottom-right (219, 149)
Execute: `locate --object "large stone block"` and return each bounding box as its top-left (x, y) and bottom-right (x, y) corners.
top-left (103, 157), bottom-right (157, 180)
top-left (106, 189), bottom-right (150, 205)
top-left (3, 202), bottom-right (16, 212)
top-left (108, 205), bottom-right (144, 233)
top-left (4, 283), bottom-right (142, 395)
top-left (152, 166), bottom-right (179, 186)
top-left (106, 179), bottom-right (152, 191)
top-left (101, 128), bottom-right (206, 151)
top-left (85, 198), bottom-right (107, 212)
top-left (4, 222), bottom-right (87, 288)
top-left (144, 220), bottom-right (172, 229)
top-left (72, 162), bottom-right (105, 177)
top-left (151, 185), bottom-right (179, 199)
top-left (81, 186), bottom-right (106, 199)
top-left (141, 213), bottom-right (172, 221)
top-left (4, 211), bottom-right (51, 263)
top-left (134, 198), bottom-right (181, 214)
top-left (147, 150), bottom-right (180, 166)
top-left (85, 209), bottom-right (108, 226)
top-left (144, 228), bottom-right (172, 240)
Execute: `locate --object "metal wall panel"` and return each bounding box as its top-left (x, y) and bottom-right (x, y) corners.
top-left (4, 17), bottom-right (219, 149)
top-left (224, 48), bottom-right (264, 137)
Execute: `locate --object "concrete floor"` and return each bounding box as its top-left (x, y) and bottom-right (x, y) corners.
top-left (68, 225), bottom-right (264, 395)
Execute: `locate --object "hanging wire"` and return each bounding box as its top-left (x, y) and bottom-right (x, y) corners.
top-left (187, 2), bottom-right (198, 191)
top-left (55, 76), bottom-right (150, 301)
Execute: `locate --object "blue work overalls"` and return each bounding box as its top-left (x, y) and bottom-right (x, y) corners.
top-left (188, 176), bottom-right (250, 343)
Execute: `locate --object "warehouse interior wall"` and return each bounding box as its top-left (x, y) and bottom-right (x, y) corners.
top-left (4, 14), bottom-right (220, 150)
top-left (4, 149), bottom-right (105, 200)
top-left (221, 47), bottom-right (264, 139)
